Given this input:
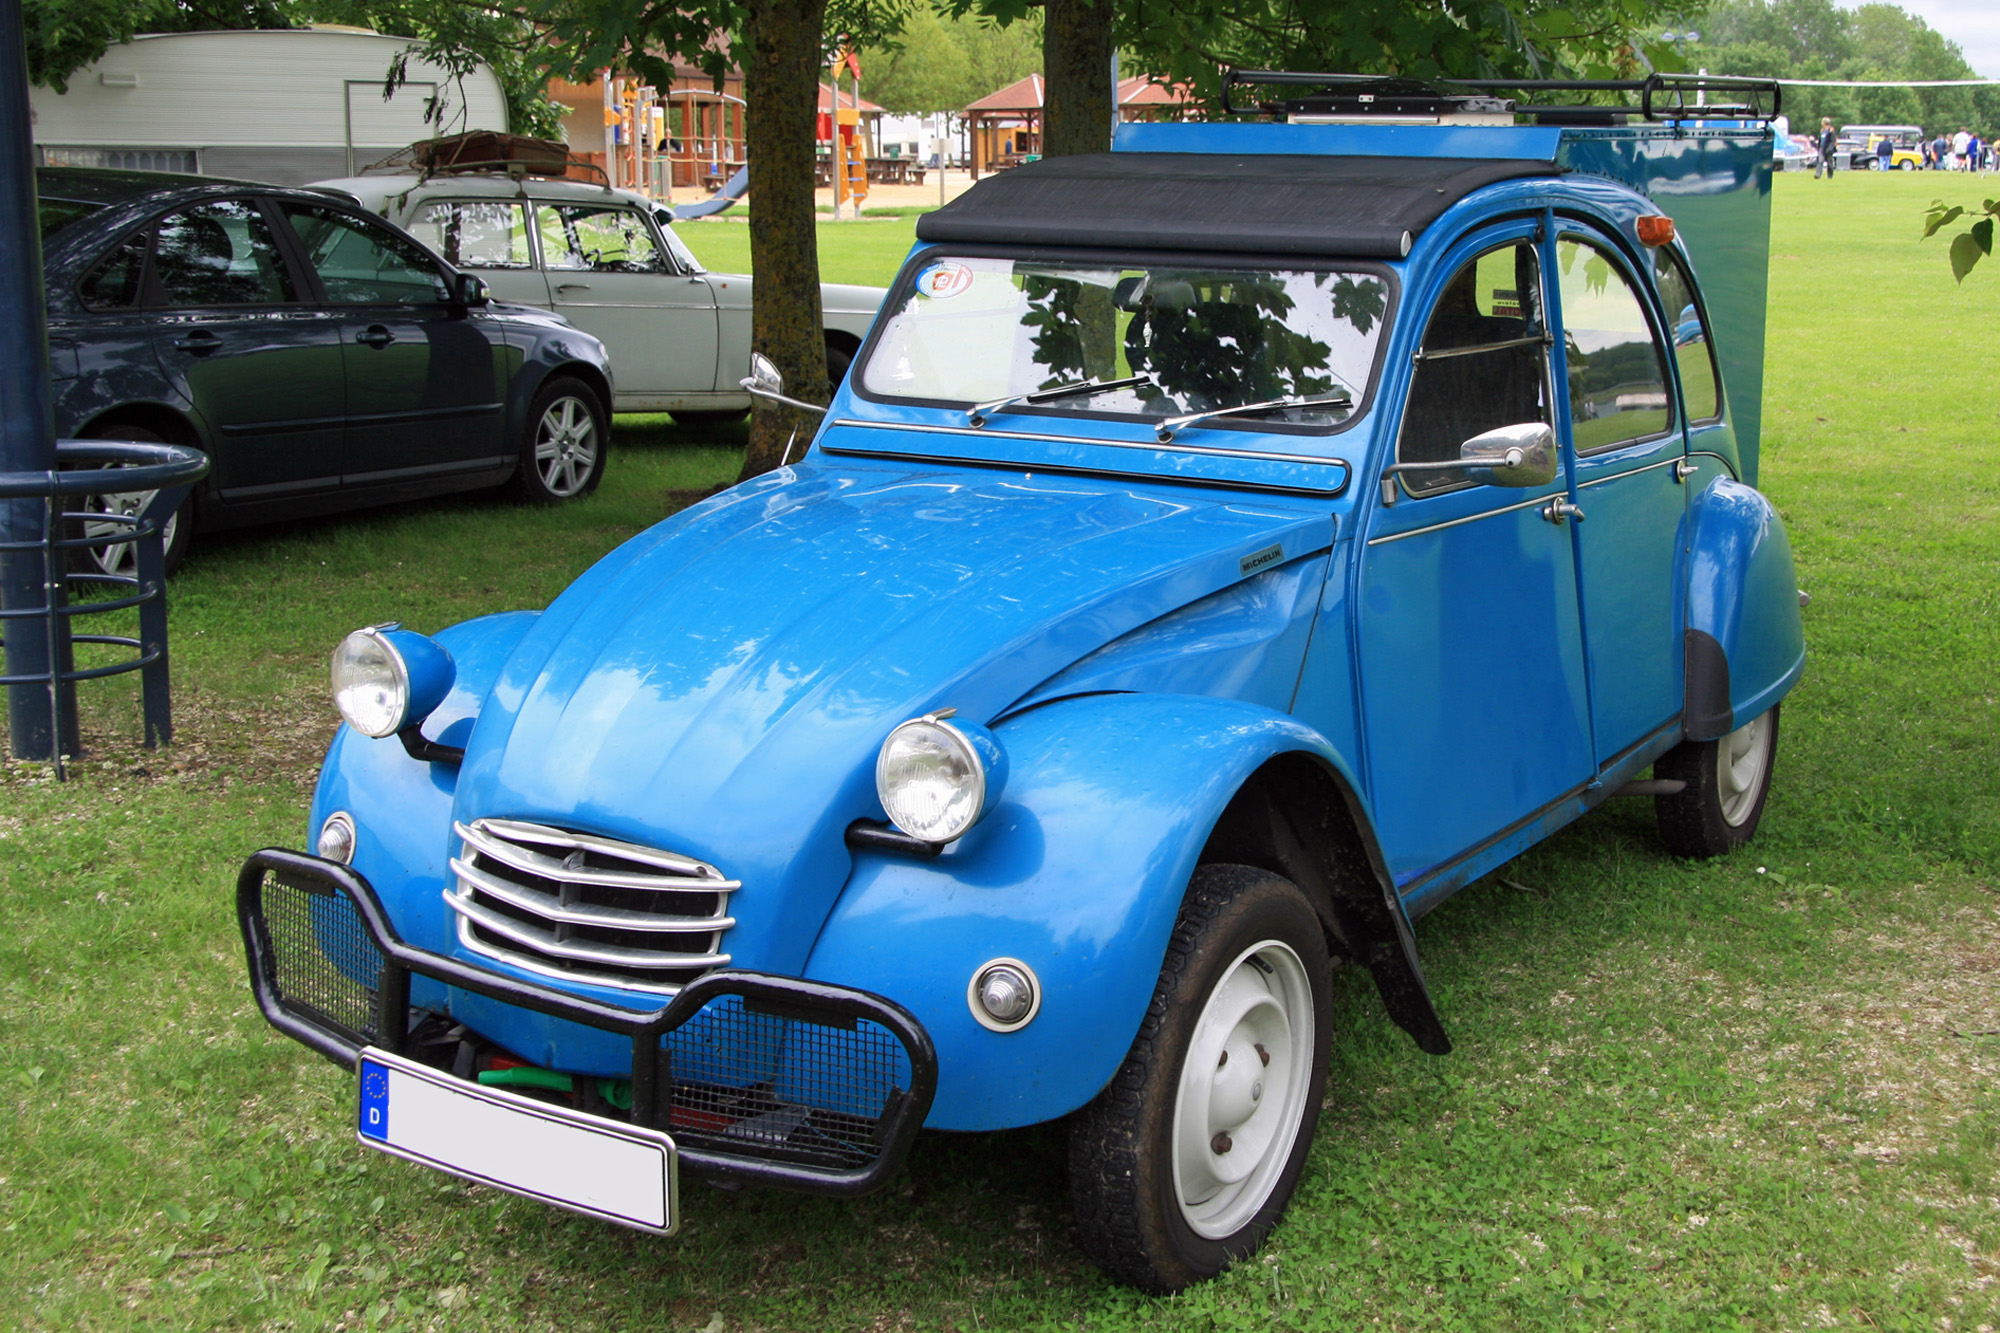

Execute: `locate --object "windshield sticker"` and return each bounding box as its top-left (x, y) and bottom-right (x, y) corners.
top-left (916, 262), bottom-right (974, 300)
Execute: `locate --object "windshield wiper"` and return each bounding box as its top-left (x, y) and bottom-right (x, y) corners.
top-left (1155, 391), bottom-right (1353, 443)
top-left (967, 374), bottom-right (1152, 427)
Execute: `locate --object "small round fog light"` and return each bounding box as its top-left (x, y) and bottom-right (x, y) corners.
top-left (317, 811), bottom-right (357, 864)
top-left (968, 957), bottom-right (1041, 1032)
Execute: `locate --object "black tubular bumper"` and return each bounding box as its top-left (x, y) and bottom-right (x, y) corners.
top-left (236, 848), bottom-right (938, 1197)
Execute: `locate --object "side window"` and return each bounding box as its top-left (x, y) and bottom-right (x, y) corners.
top-left (537, 205), bottom-right (670, 274)
top-left (151, 201), bottom-right (297, 307)
top-left (1651, 249), bottom-right (1721, 423)
top-left (79, 229), bottom-right (151, 311)
top-left (1397, 240), bottom-right (1549, 497)
top-left (407, 201), bottom-right (533, 270)
top-left (1555, 239), bottom-right (1671, 453)
top-left (280, 203), bottom-right (449, 304)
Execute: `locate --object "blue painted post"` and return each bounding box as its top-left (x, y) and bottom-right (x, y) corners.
top-left (0, 0), bottom-right (75, 759)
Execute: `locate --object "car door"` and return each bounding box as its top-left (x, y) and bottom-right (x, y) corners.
top-left (276, 201), bottom-right (510, 486)
top-left (537, 200), bottom-right (718, 399)
top-left (1551, 231), bottom-right (1691, 766)
top-left (1356, 230), bottom-right (1595, 890)
top-left (399, 197), bottom-right (552, 309)
top-left (141, 198), bottom-right (348, 501)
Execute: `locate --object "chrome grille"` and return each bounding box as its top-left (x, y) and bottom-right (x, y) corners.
top-left (447, 818), bottom-right (737, 994)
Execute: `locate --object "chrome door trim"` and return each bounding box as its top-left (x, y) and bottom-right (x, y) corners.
top-left (1576, 454), bottom-right (1686, 490)
top-left (1364, 489), bottom-right (1558, 546)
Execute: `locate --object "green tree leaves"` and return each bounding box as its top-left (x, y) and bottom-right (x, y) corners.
top-left (1922, 199), bottom-right (1997, 282)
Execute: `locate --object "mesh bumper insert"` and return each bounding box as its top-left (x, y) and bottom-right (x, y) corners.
top-left (237, 849), bottom-right (937, 1196)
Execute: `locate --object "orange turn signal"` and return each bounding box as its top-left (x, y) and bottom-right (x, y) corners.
top-left (1636, 215), bottom-right (1676, 247)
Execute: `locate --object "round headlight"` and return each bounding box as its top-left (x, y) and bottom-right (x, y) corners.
top-left (876, 713), bottom-right (987, 844)
top-left (331, 627), bottom-right (410, 738)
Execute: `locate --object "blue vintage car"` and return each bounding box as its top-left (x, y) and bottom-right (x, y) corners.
top-left (238, 74), bottom-right (1805, 1292)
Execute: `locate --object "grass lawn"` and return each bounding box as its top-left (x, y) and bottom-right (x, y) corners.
top-left (675, 214), bottom-right (919, 288)
top-left (1, 171), bottom-right (1995, 1330)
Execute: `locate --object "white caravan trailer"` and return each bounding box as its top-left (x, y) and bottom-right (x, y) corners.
top-left (30, 27), bottom-right (510, 186)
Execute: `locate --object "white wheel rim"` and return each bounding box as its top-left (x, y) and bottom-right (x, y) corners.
top-left (1717, 711), bottom-right (1772, 827)
top-left (1170, 939), bottom-right (1315, 1240)
top-left (534, 397), bottom-right (598, 497)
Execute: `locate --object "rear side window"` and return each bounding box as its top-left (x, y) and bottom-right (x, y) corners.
top-left (408, 201), bottom-right (533, 270)
top-left (152, 200), bottom-right (298, 307)
top-left (1651, 249), bottom-right (1721, 423)
top-left (282, 203), bottom-right (449, 304)
top-left (1555, 239), bottom-right (1670, 453)
top-left (79, 230), bottom-right (150, 311)
top-left (1396, 240), bottom-right (1550, 496)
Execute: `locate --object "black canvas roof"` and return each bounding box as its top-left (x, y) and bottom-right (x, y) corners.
top-left (915, 152), bottom-right (1559, 259)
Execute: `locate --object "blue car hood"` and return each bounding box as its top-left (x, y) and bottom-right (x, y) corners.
top-left (451, 460), bottom-right (1333, 977)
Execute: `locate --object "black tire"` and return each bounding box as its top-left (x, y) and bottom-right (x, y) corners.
top-left (69, 422), bottom-right (194, 579)
top-left (1654, 705), bottom-right (1780, 858)
top-left (507, 376), bottom-right (607, 504)
top-left (1069, 864), bottom-right (1331, 1293)
top-left (1899, 159), bottom-right (1916, 171)
top-left (669, 407), bottom-right (751, 428)
top-left (824, 338), bottom-right (855, 397)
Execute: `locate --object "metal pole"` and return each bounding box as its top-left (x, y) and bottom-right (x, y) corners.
top-left (0, 0), bottom-right (73, 761)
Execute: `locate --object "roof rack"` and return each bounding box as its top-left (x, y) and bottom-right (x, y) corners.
top-left (1220, 69), bottom-right (1782, 125)
top-left (357, 133), bottom-right (613, 189)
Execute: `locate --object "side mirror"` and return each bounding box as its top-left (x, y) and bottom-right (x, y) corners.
top-left (453, 272), bottom-right (490, 308)
top-left (744, 351), bottom-right (784, 398)
top-left (1459, 422), bottom-right (1556, 488)
top-left (738, 350), bottom-right (829, 415)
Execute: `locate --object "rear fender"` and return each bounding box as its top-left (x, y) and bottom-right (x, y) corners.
top-left (801, 691), bottom-right (1444, 1132)
top-left (1682, 478), bottom-right (1806, 740)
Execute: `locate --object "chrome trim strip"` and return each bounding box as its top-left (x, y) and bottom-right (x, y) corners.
top-left (1576, 454), bottom-right (1684, 490)
top-left (457, 819), bottom-right (736, 888)
top-left (444, 891), bottom-right (730, 970)
top-left (451, 916), bottom-right (689, 997)
top-left (449, 858), bottom-right (736, 933)
top-left (1365, 490), bottom-right (1557, 546)
top-left (826, 417), bottom-right (1353, 471)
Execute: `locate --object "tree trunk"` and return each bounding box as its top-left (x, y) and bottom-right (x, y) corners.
top-left (1042, 0), bottom-right (1115, 158)
top-left (738, 0), bottom-right (830, 480)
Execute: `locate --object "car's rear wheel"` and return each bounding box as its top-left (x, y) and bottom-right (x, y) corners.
top-left (508, 376), bottom-right (607, 504)
top-left (1654, 705), bottom-right (1780, 858)
top-left (69, 423), bottom-right (193, 579)
top-left (1899, 159), bottom-right (1916, 170)
top-left (1069, 864), bottom-right (1330, 1292)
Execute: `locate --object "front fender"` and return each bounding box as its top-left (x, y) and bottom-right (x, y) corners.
top-left (311, 610), bottom-right (541, 956)
top-left (802, 692), bottom-right (1380, 1132)
top-left (1683, 478), bottom-right (1806, 739)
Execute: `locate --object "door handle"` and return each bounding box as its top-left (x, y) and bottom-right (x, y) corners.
top-left (355, 326), bottom-right (394, 348)
top-left (554, 282), bottom-right (591, 293)
top-left (1541, 498), bottom-right (1586, 525)
top-left (171, 332), bottom-right (221, 354)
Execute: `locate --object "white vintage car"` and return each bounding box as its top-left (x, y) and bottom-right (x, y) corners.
top-left (311, 171), bottom-right (885, 422)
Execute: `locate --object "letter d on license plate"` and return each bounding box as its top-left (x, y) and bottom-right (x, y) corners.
top-left (357, 1048), bottom-right (677, 1234)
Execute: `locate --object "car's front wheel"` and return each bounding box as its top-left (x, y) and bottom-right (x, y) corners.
top-left (1654, 705), bottom-right (1779, 858)
top-left (508, 376), bottom-right (607, 504)
top-left (1069, 864), bottom-right (1330, 1292)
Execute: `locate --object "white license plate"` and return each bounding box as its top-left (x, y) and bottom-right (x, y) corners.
top-left (356, 1047), bottom-right (677, 1234)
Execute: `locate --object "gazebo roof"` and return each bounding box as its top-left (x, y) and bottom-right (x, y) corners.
top-left (963, 73), bottom-right (1191, 115)
top-left (964, 74), bottom-right (1044, 115)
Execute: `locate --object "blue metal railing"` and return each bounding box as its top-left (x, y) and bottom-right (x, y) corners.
top-left (0, 439), bottom-right (209, 777)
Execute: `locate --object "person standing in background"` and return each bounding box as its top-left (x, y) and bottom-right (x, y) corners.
top-left (1817, 118), bottom-right (1838, 178)
top-left (1876, 135), bottom-right (1893, 171)
top-left (1953, 127), bottom-right (1971, 169)
top-left (1933, 131), bottom-right (1950, 169)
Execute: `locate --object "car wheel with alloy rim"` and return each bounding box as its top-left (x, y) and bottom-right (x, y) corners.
top-left (508, 376), bottom-right (607, 503)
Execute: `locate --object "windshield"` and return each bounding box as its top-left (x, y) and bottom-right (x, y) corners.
top-left (859, 256), bottom-right (1391, 434)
